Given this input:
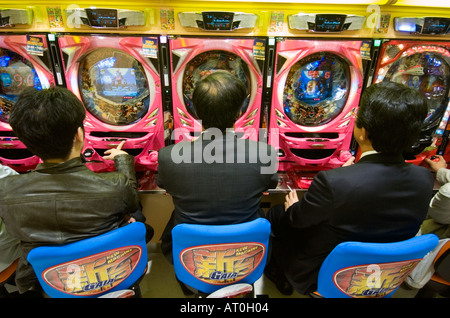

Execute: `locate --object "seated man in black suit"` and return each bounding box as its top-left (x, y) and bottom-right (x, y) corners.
top-left (157, 71), bottom-right (278, 263)
top-left (265, 81), bottom-right (434, 295)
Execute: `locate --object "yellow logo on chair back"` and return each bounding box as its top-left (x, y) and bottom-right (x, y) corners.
top-left (42, 246), bottom-right (143, 296)
top-left (333, 259), bottom-right (420, 298)
top-left (180, 243), bottom-right (265, 285)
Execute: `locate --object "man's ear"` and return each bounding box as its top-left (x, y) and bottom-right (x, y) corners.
top-left (359, 127), bottom-right (369, 142)
top-left (74, 126), bottom-right (84, 143)
top-left (354, 125), bottom-right (368, 142)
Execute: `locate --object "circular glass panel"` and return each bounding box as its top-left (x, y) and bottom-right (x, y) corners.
top-left (0, 49), bottom-right (43, 123)
top-left (78, 48), bottom-right (150, 126)
top-left (283, 52), bottom-right (350, 127)
top-left (383, 51), bottom-right (450, 129)
top-left (182, 50), bottom-right (251, 118)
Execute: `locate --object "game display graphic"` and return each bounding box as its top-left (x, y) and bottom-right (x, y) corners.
top-left (181, 50), bottom-right (251, 118)
top-left (41, 246), bottom-right (143, 297)
top-left (283, 52), bottom-right (349, 127)
top-left (269, 39), bottom-right (364, 175)
top-left (78, 48), bottom-right (150, 126)
top-left (374, 42), bottom-right (450, 160)
top-left (383, 51), bottom-right (449, 130)
top-left (0, 49), bottom-right (42, 123)
top-left (332, 259), bottom-right (420, 298)
top-left (180, 243), bottom-right (265, 286)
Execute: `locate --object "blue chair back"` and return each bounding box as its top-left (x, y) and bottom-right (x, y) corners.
top-left (27, 222), bottom-right (148, 298)
top-left (317, 234), bottom-right (439, 298)
top-left (172, 218), bottom-right (271, 294)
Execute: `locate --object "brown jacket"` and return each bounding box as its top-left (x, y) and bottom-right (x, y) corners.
top-left (0, 155), bottom-right (140, 293)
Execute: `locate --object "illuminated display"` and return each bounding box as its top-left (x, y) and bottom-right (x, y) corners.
top-left (0, 49), bottom-right (42, 123)
top-left (97, 68), bottom-right (138, 97)
top-left (315, 14), bottom-right (346, 32)
top-left (395, 17), bottom-right (450, 35)
top-left (397, 21), bottom-right (417, 33)
top-left (78, 48), bottom-right (150, 126)
top-left (283, 52), bottom-right (349, 127)
top-left (202, 12), bottom-right (234, 30)
top-left (422, 17), bottom-right (450, 35)
top-left (85, 8), bottom-right (118, 28)
top-left (295, 70), bottom-right (332, 104)
top-left (383, 50), bottom-right (450, 130)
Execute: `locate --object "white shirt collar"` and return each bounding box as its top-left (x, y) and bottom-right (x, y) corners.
top-left (359, 150), bottom-right (378, 159)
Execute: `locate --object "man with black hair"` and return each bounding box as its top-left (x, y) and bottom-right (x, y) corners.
top-left (157, 71), bottom-right (278, 263)
top-left (265, 81), bottom-right (435, 295)
top-left (0, 87), bottom-right (152, 294)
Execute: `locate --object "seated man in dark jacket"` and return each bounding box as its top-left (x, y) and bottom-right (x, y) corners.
top-left (265, 81), bottom-right (435, 295)
top-left (0, 87), bottom-right (152, 294)
top-left (157, 71), bottom-right (278, 263)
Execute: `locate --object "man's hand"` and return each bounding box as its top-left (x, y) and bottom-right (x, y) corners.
top-left (102, 141), bottom-right (128, 160)
top-left (284, 189), bottom-right (299, 211)
top-left (342, 156), bottom-right (355, 167)
top-left (424, 155), bottom-right (447, 173)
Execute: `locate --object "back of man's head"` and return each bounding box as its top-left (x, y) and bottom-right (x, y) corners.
top-left (9, 87), bottom-right (86, 160)
top-left (355, 81), bottom-right (428, 154)
top-left (192, 71), bottom-right (247, 132)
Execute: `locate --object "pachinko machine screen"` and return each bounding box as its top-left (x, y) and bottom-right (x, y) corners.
top-left (78, 48), bottom-right (150, 126)
top-left (182, 50), bottom-right (251, 118)
top-left (383, 51), bottom-right (449, 131)
top-left (283, 52), bottom-right (349, 127)
top-left (0, 49), bottom-right (42, 123)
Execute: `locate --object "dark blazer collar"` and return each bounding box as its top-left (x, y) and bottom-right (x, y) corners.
top-left (357, 152), bottom-right (405, 164)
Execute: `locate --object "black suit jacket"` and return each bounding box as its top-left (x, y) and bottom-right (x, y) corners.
top-left (157, 130), bottom-right (278, 226)
top-left (274, 153), bottom-right (435, 294)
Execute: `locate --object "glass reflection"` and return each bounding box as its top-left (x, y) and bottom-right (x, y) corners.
top-left (78, 48), bottom-right (150, 126)
top-left (182, 50), bottom-right (251, 118)
top-left (0, 49), bottom-right (42, 123)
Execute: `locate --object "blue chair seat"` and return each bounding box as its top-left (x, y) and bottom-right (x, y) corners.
top-left (317, 234), bottom-right (439, 298)
top-left (172, 218), bottom-right (271, 294)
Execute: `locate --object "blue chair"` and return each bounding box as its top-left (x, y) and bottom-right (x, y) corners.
top-left (315, 234), bottom-right (439, 298)
top-left (27, 222), bottom-right (148, 298)
top-left (172, 218), bottom-right (271, 296)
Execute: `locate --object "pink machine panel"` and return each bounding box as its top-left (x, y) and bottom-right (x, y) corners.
top-left (0, 34), bottom-right (55, 172)
top-left (269, 39), bottom-right (364, 178)
top-left (58, 35), bottom-right (164, 172)
top-left (169, 37), bottom-right (265, 142)
top-left (373, 40), bottom-right (450, 166)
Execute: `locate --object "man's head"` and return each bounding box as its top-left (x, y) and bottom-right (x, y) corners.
top-left (192, 71), bottom-right (248, 132)
top-left (9, 87), bottom-right (86, 161)
top-left (355, 81), bottom-right (428, 154)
